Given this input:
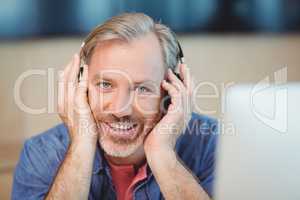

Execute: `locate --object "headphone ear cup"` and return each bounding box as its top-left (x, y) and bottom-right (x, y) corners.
top-left (160, 69), bottom-right (182, 114)
top-left (174, 72), bottom-right (182, 81)
top-left (160, 94), bottom-right (171, 114)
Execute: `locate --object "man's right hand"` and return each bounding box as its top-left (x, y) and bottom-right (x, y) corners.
top-left (58, 53), bottom-right (98, 143)
top-left (45, 54), bottom-right (98, 200)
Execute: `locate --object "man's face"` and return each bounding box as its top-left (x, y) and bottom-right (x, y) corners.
top-left (87, 33), bottom-right (166, 157)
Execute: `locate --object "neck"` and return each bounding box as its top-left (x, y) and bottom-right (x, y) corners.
top-left (104, 146), bottom-right (146, 169)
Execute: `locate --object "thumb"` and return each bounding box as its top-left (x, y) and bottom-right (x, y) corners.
top-left (75, 65), bottom-right (90, 114)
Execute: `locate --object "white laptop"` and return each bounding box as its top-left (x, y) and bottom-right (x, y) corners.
top-left (214, 83), bottom-right (300, 200)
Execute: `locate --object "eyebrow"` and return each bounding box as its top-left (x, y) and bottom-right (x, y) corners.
top-left (133, 80), bottom-right (158, 86)
top-left (92, 75), bottom-right (159, 86)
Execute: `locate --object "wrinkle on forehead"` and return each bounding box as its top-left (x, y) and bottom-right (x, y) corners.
top-left (88, 33), bottom-right (165, 83)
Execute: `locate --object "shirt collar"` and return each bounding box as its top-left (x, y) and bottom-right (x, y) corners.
top-left (92, 143), bottom-right (106, 174)
top-left (92, 144), bottom-right (153, 178)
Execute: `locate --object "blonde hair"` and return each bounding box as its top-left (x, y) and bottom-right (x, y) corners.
top-left (80, 12), bottom-right (179, 70)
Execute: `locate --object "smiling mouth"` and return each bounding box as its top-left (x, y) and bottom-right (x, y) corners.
top-left (100, 122), bottom-right (139, 140)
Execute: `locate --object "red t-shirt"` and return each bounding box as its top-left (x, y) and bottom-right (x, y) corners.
top-left (107, 160), bottom-right (148, 200)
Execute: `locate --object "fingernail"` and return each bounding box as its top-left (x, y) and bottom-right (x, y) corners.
top-left (80, 42), bottom-right (85, 48)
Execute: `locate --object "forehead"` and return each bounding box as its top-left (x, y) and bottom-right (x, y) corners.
top-left (88, 33), bottom-right (165, 83)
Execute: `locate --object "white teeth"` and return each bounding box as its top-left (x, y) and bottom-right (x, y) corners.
top-left (109, 122), bottom-right (135, 130)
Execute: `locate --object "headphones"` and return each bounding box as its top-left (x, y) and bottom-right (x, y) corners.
top-left (177, 40), bottom-right (185, 65)
top-left (161, 40), bottom-right (185, 112)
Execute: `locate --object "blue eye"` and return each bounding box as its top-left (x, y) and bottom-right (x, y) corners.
top-left (137, 86), bottom-right (151, 94)
top-left (97, 81), bottom-right (112, 89)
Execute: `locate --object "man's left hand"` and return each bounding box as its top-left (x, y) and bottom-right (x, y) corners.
top-left (144, 63), bottom-right (193, 156)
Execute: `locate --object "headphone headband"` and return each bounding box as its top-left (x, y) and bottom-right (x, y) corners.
top-left (177, 40), bottom-right (185, 64)
top-left (80, 38), bottom-right (185, 66)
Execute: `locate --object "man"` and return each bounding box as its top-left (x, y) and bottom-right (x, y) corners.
top-left (12, 13), bottom-right (217, 200)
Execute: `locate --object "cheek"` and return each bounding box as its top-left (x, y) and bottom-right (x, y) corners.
top-left (134, 95), bottom-right (162, 117)
top-left (139, 103), bottom-right (162, 132)
top-left (88, 86), bottom-right (164, 119)
top-left (88, 87), bottom-right (112, 112)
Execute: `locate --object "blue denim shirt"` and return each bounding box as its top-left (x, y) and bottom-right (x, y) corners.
top-left (12, 113), bottom-right (218, 200)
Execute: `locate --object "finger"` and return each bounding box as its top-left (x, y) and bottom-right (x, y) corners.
top-left (167, 68), bottom-right (185, 92)
top-left (161, 80), bottom-right (182, 111)
top-left (57, 71), bottom-right (65, 115)
top-left (185, 66), bottom-right (192, 94)
top-left (189, 75), bottom-right (195, 95)
top-left (61, 55), bottom-right (75, 106)
top-left (62, 55), bottom-right (76, 114)
top-left (179, 64), bottom-right (190, 89)
top-left (181, 64), bottom-right (193, 96)
top-left (75, 65), bottom-right (90, 115)
top-left (179, 63), bottom-right (185, 81)
top-left (64, 55), bottom-right (75, 81)
top-left (78, 64), bottom-right (88, 89)
top-left (66, 54), bottom-right (80, 114)
top-left (58, 55), bottom-right (74, 118)
top-left (65, 55), bottom-right (80, 127)
top-left (69, 53), bottom-right (81, 84)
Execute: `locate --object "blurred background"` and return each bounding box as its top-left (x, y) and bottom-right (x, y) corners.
top-left (1, 0), bottom-right (300, 199)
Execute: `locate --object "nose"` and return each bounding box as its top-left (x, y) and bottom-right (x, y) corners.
top-left (110, 89), bottom-right (133, 118)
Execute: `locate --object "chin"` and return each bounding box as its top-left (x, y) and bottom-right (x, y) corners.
top-left (96, 117), bottom-right (158, 157)
top-left (99, 136), bottom-right (144, 158)
top-left (97, 122), bottom-right (146, 158)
